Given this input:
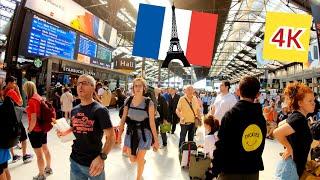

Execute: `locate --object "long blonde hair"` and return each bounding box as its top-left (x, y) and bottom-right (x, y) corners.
top-left (23, 81), bottom-right (37, 99)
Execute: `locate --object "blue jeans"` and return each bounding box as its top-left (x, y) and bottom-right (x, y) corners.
top-left (70, 158), bottom-right (105, 180)
top-left (179, 123), bottom-right (195, 147)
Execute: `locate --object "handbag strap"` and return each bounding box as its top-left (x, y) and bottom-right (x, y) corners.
top-left (184, 97), bottom-right (196, 118)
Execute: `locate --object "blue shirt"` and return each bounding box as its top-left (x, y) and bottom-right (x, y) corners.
top-left (0, 148), bottom-right (10, 164)
top-left (163, 93), bottom-right (170, 103)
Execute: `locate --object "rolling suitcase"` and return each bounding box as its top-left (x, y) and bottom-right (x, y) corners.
top-left (189, 151), bottom-right (211, 179)
top-left (179, 141), bottom-right (197, 168)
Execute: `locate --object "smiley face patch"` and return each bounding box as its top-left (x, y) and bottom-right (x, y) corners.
top-left (242, 124), bottom-right (263, 152)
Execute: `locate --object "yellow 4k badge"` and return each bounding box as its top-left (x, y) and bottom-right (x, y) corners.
top-left (242, 124), bottom-right (263, 152)
top-left (263, 12), bottom-right (312, 63)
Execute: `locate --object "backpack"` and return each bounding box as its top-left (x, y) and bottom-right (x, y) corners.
top-left (311, 121), bottom-right (320, 140)
top-left (0, 96), bottom-right (21, 148)
top-left (101, 87), bottom-right (111, 107)
top-left (33, 97), bottom-right (56, 133)
top-left (118, 96), bottom-right (151, 118)
top-left (119, 96), bottom-right (134, 118)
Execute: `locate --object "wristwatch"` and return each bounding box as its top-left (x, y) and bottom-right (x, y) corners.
top-left (99, 152), bottom-right (108, 160)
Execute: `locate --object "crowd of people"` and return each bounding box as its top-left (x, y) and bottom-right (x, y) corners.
top-left (0, 73), bottom-right (320, 180)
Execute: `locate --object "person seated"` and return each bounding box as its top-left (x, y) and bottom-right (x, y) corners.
top-left (203, 115), bottom-right (219, 159)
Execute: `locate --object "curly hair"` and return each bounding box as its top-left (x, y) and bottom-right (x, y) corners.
top-left (204, 115), bottom-right (220, 134)
top-left (283, 82), bottom-right (313, 111)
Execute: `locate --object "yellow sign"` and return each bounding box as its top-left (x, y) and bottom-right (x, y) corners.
top-left (242, 124), bottom-right (263, 152)
top-left (263, 12), bottom-right (312, 63)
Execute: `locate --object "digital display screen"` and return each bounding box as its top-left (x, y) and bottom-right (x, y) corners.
top-left (97, 44), bottom-right (111, 65)
top-left (19, 12), bottom-right (112, 68)
top-left (23, 14), bottom-right (76, 59)
top-left (78, 35), bottom-right (97, 58)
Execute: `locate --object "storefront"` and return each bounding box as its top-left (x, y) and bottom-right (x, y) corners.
top-left (39, 56), bottom-right (129, 92)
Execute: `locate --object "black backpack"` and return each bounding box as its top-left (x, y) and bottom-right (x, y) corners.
top-left (119, 96), bottom-right (152, 118)
top-left (119, 96), bottom-right (133, 119)
top-left (311, 121), bottom-right (320, 140)
top-left (0, 96), bottom-right (21, 148)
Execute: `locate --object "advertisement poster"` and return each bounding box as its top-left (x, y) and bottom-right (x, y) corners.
top-left (263, 12), bottom-right (312, 63)
top-left (25, 0), bottom-right (117, 47)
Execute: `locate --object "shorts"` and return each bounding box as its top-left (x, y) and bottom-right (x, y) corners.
top-left (19, 123), bottom-right (28, 142)
top-left (0, 162), bottom-right (8, 175)
top-left (124, 129), bottom-right (152, 152)
top-left (28, 131), bottom-right (47, 148)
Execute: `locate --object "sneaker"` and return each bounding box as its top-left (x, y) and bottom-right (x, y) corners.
top-left (33, 174), bottom-right (46, 180)
top-left (11, 155), bottom-right (22, 163)
top-left (44, 167), bottom-right (53, 175)
top-left (23, 154), bottom-right (33, 164)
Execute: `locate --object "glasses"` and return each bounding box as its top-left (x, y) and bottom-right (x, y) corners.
top-left (77, 81), bottom-right (92, 86)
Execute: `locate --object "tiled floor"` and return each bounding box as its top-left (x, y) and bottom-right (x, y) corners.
top-left (9, 109), bottom-right (282, 180)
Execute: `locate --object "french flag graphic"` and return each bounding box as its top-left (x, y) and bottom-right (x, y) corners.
top-left (132, 4), bottom-right (218, 67)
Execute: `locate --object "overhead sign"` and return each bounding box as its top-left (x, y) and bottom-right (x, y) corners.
top-left (25, 0), bottom-right (117, 48)
top-left (61, 66), bottom-right (95, 76)
top-left (114, 58), bottom-right (135, 70)
top-left (310, 0), bottom-right (320, 57)
top-left (34, 58), bottom-right (42, 68)
top-left (132, 4), bottom-right (218, 67)
top-left (263, 12), bottom-right (312, 63)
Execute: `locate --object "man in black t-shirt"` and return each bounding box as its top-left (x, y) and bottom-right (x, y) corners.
top-left (59, 75), bottom-right (115, 180)
top-left (208, 76), bottom-right (266, 180)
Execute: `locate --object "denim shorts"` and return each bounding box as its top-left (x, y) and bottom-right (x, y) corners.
top-left (274, 158), bottom-right (299, 180)
top-left (124, 129), bottom-right (152, 151)
top-left (70, 158), bottom-right (105, 180)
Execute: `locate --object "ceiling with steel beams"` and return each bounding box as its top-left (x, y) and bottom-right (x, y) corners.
top-left (209, 0), bottom-right (315, 83)
top-left (73, 0), bottom-right (231, 82)
top-left (73, 0), bottom-right (315, 83)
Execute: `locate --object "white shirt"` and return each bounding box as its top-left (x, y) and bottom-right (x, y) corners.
top-left (204, 132), bottom-right (218, 159)
top-left (212, 93), bottom-right (237, 122)
top-left (60, 92), bottom-right (73, 112)
top-left (98, 86), bottom-right (109, 96)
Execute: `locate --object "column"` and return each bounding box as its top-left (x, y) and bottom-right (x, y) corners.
top-left (158, 61), bottom-right (161, 87)
top-left (141, 57), bottom-right (146, 77)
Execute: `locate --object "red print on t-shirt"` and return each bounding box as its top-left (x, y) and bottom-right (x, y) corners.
top-left (72, 112), bottom-right (94, 134)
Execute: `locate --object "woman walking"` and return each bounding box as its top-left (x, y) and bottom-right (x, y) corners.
top-left (23, 81), bottom-right (52, 180)
top-left (60, 87), bottom-right (73, 119)
top-left (119, 78), bottom-right (159, 180)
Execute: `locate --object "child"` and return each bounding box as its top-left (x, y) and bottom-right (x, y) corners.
top-left (203, 115), bottom-right (219, 159)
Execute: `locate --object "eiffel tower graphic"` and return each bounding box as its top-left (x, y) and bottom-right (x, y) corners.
top-left (161, 5), bottom-right (190, 68)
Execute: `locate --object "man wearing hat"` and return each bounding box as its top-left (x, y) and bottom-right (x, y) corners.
top-left (54, 82), bottom-right (63, 118)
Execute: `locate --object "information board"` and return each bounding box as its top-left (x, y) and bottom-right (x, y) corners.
top-left (27, 15), bottom-right (76, 59)
top-left (78, 35), bottom-right (97, 58)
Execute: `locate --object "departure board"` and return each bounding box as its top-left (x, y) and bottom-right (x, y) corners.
top-left (19, 12), bottom-right (113, 69)
top-left (26, 15), bottom-right (76, 59)
top-left (78, 35), bottom-right (97, 58)
top-left (97, 44), bottom-right (111, 66)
